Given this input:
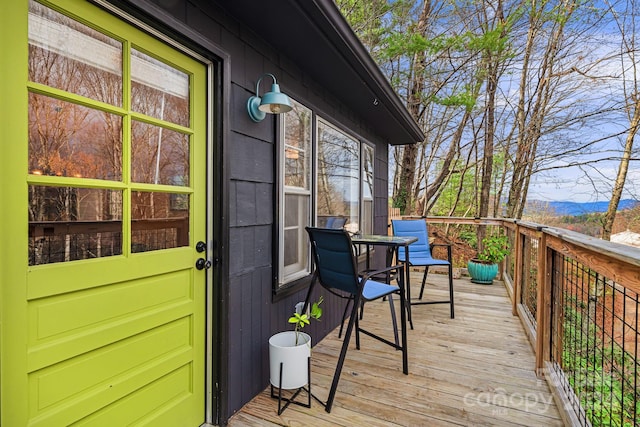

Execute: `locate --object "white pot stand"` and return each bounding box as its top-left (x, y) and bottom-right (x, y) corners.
top-left (268, 331), bottom-right (324, 414)
top-left (270, 355), bottom-right (312, 415)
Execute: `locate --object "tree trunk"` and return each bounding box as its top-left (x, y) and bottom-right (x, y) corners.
top-left (395, 0), bottom-right (431, 215)
top-left (506, 0), bottom-right (576, 218)
top-left (477, 0), bottom-right (505, 248)
top-left (602, 109), bottom-right (639, 239)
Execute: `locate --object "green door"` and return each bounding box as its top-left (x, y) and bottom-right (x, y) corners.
top-left (1, 0), bottom-right (208, 425)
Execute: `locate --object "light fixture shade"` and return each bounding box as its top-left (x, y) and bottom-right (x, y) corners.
top-left (246, 74), bottom-right (292, 122)
top-left (258, 83), bottom-right (292, 114)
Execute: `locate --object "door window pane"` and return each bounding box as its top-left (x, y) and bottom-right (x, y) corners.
top-left (28, 93), bottom-right (123, 180)
top-left (28, 0), bottom-right (123, 106)
top-left (29, 186), bottom-right (123, 265)
top-left (131, 120), bottom-right (189, 186)
top-left (131, 49), bottom-right (190, 127)
top-left (317, 121), bottom-right (360, 234)
top-left (131, 191), bottom-right (189, 253)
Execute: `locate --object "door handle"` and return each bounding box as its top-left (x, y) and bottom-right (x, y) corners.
top-left (195, 258), bottom-right (212, 270)
top-left (196, 241), bottom-right (207, 253)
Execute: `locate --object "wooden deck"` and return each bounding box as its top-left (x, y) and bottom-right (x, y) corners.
top-left (228, 273), bottom-right (565, 426)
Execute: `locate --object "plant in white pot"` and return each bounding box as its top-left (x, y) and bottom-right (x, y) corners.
top-left (467, 234), bottom-right (509, 285)
top-left (269, 296), bottom-right (323, 392)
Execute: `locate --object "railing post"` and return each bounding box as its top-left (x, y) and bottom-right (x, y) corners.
top-left (551, 246), bottom-right (563, 368)
top-left (512, 223), bottom-right (522, 316)
top-left (535, 228), bottom-right (549, 374)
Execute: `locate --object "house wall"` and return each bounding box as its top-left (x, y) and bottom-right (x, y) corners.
top-left (127, 0), bottom-right (392, 420)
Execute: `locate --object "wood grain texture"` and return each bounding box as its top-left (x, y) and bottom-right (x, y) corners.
top-left (228, 273), bottom-right (564, 426)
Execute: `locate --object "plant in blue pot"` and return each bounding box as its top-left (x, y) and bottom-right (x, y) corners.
top-left (467, 234), bottom-right (509, 285)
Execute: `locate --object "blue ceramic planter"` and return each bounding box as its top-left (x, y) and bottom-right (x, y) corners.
top-left (467, 259), bottom-right (498, 285)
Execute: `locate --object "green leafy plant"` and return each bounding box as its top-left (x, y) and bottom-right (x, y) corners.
top-left (288, 296), bottom-right (323, 345)
top-left (476, 234), bottom-right (509, 264)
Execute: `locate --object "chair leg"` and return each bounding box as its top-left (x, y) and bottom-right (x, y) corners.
top-left (355, 305), bottom-right (361, 350)
top-left (448, 264), bottom-right (455, 318)
top-left (387, 294), bottom-right (399, 347)
top-left (338, 299), bottom-right (351, 338)
top-left (447, 245), bottom-right (454, 318)
top-left (418, 267), bottom-right (429, 300)
top-left (397, 272), bottom-right (408, 374)
top-left (325, 294), bottom-right (361, 413)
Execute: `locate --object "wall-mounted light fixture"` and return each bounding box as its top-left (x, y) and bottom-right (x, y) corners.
top-left (246, 73), bottom-right (292, 122)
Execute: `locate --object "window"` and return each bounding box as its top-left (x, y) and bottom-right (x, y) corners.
top-left (277, 100), bottom-right (374, 290)
top-left (279, 101), bottom-right (312, 284)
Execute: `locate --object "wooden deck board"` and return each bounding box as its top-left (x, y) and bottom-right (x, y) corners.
top-left (228, 274), bottom-right (565, 426)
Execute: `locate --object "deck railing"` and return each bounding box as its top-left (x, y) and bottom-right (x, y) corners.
top-left (29, 217), bottom-right (189, 265)
top-left (400, 216), bottom-right (640, 427)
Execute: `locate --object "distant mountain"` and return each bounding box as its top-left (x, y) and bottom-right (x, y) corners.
top-left (527, 199), bottom-right (638, 216)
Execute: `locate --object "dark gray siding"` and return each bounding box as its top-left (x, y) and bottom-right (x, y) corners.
top-left (130, 0), bottom-right (392, 421)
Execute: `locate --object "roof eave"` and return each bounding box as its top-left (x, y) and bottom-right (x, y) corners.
top-left (214, 0), bottom-right (424, 146)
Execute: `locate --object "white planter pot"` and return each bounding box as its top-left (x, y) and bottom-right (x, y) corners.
top-left (269, 331), bottom-right (311, 390)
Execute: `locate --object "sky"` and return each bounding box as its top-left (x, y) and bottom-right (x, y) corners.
top-left (528, 164), bottom-right (640, 203)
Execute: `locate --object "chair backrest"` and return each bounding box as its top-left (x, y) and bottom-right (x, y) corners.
top-left (306, 227), bottom-right (360, 296)
top-left (391, 219), bottom-right (433, 261)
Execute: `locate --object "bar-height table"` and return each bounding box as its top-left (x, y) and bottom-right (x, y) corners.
top-left (350, 234), bottom-right (418, 341)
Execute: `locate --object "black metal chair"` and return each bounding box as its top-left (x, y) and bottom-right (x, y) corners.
top-left (391, 219), bottom-right (454, 318)
top-left (303, 227), bottom-right (406, 413)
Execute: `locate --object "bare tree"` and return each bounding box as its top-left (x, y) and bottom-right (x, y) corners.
top-left (339, 0), bottom-right (630, 223)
